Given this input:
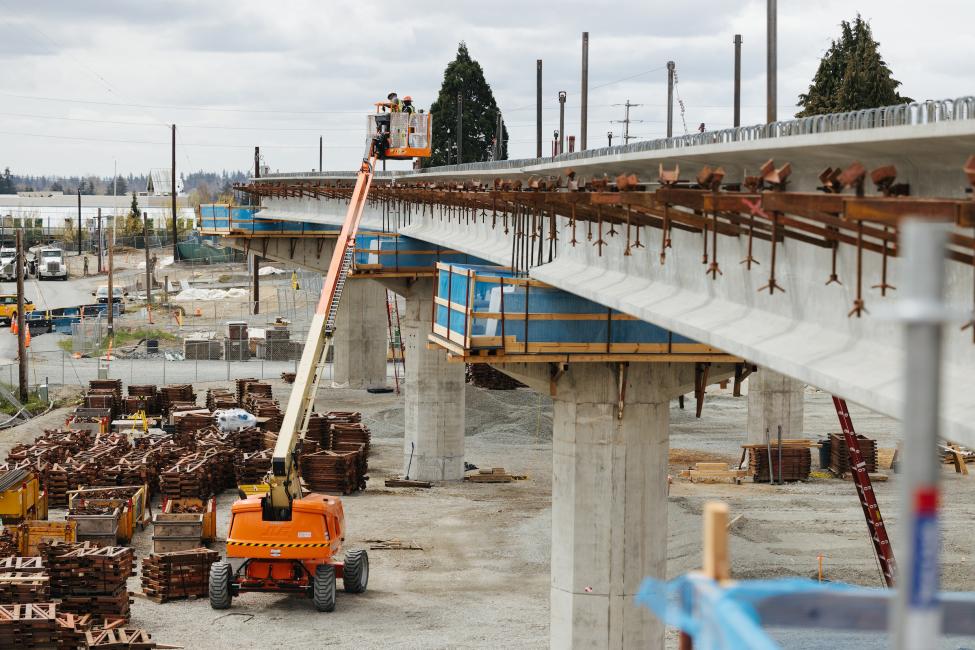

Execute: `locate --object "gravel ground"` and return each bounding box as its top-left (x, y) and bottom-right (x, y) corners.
top-left (2, 380), bottom-right (973, 649)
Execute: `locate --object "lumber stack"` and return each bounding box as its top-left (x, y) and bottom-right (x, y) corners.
top-left (127, 384), bottom-right (159, 415)
top-left (236, 427), bottom-right (265, 454)
top-left (0, 572), bottom-right (50, 604)
top-left (748, 447), bottom-right (812, 482)
top-left (235, 449), bottom-right (272, 485)
top-left (56, 612), bottom-right (91, 650)
top-left (330, 423), bottom-right (371, 456)
top-left (0, 529), bottom-right (19, 557)
top-left (0, 602), bottom-right (59, 649)
top-left (234, 378), bottom-right (258, 404)
top-left (306, 415), bottom-right (329, 447)
top-left (829, 433), bottom-right (878, 475)
top-left (40, 542), bottom-right (134, 621)
top-left (159, 385), bottom-right (196, 416)
top-left (301, 450), bottom-right (361, 494)
top-left (85, 627), bottom-right (156, 649)
top-left (205, 388), bottom-right (237, 411)
top-left (140, 548), bottom-right (220, 603)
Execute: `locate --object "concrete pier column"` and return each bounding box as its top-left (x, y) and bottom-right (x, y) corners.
top-left (400, 278), bottom-right (466, 481)
top-left (746, 368), bottom-right (805, 444)
top-left (549, 363), bottom-right (685, 649)
top-left (332, 280), bottom-right (389, 389)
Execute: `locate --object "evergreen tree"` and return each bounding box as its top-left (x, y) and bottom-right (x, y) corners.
top-left (103, 175), bottom-right (127, 195)
top-left (0, 168), bottom-right (14, 194)
top-left (797, 15), bottom-right (911, 117)
top-left (427, 42), bottom-right (508, 167)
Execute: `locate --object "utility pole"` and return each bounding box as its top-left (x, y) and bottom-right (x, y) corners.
top-left (607, 131), bottom-right (613, 147)
top-left (319, 136), bottom-right (323, 172)
top-left (495, 112), bottom-right (503, 160)
top-left (456, 91), bottom-right (463, 164)
top-left (96, 208), bottom-right (102, 273)
top-left (253, 146), bottom-right (261, 316)
top-left (557, 91), bottom-right (567, 155)
top-left (143, 211), bottom-right (152, 307)
top-left (536, 59), bottom-right (543, 158)
top-left (76, 187), bottom-right (82, 256)
top-left (667, 61), bottom-right (676, 138)
top-left (107, 224), bottom-right (114, 343)
top-left (734, 34), bottom-right (743, 128)
top-left (580, 32), bottom-right (589, 151)
top-left (767, 0), bottom-right (777, 123)
top-left (171, 124), bottom-right (178, 261)
top-left (611, 100), bottom-right (642, 144)
top-left (15, 229), bottom-right (27, 402)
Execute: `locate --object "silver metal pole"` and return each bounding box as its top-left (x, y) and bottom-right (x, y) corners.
top-left (558, 91), bottom-right (566, 155)
top-left (892, 219), bottom-right (948, 650)
top-left (536, 60), bottom-right (543, 158)
top-left (580, 32), bottom-right (589, 151)
top-left (734, 34), bottom-right (743, 128)
top-left (767, 0), bottom-right (777, 123)
top-left (666, 62), bottom-right (675, 138)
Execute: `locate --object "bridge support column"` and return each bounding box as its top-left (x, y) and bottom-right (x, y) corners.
top-left (746, 369), bottom-right (805, 444)
top-left (332, 280), bottom-right (388, 389)
top-left (502, 362), bottom-right (692, 649)
top-left (401, 278), bottom-right (465, 481)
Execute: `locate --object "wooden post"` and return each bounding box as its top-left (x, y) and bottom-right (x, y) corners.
top-left (703, 501), bottom-right (730, 580)
top-left (15, 229), bottom-right (27, 401)
top-left (143, 211), bottom-right (152, 307)
top-left (107, 225), bottom-right (114, 342)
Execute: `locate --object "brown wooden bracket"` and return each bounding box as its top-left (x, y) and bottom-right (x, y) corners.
top-left (740, 198), bottom-right (761, 270)
top-left (549, 362), bottom-right (567, 397)
top-left (848, 219), bottom-right (868, 318)
top-left (288, 238), bottom-right (298, 259)
top-left (616, 362), bottom-right (628, 420)
top-left (694, 362), bottom-right (711, 418)
top-left (732, 363), bottom-right (755, 397)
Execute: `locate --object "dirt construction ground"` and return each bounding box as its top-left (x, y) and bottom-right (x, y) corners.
top-left (3, 380), bottom-right (975, 649)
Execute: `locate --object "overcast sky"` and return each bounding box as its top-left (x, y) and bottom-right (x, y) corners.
top-left (1, 0), bottom-right (972, 178)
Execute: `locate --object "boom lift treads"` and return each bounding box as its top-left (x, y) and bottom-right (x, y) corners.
top-left (209, 101), bottom-right (431, 612)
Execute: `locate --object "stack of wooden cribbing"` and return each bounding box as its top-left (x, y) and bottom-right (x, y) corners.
top-left (140, 548), bottom-right (220, 603)
top-left (234, 378), bottom-right (258, 404)
top-left (205, 388), bottom-right (237, 411)
top-left (829, 433), bottom-right (878, 475)
top-left (0, 557), bottom-right (48, 605)
top-left (235, 449), bottom-right (272, 485)
top-left (158, 385), bottom-right (196, 416)
top-left (235, 427), bottom-right (265, 454)
top-left (0, 530), bottom-right (18, 557)
top-left (301, 450), bottom-right (361, 494)
top-left (160, 447), bottom-right (235, 500)
top-left (39, 542), bottom-right (134, 621)
top-left (88, 380), bottom-right (123, 422)
top-left (126, 384), bottom-right (159, 416)
top-left (305, 415), bottom-right (329, 447)
top-left (85, 626), bottom-right (158, 649)
top-left (747, 445), bottom-right (812, 482)
top-left (0, 602), bottom-right (60, 649)
top-left (173, 411), bottom-right (214, 446)
top-left (56, 612), bottom-right (91, 649)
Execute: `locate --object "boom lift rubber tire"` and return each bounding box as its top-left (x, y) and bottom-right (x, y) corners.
top-left (313, 564), bottom-right (337, 612)
top-left (209, 561), bottom-right (233, 609)
top-left (343, 549), bottom-right (369, 593)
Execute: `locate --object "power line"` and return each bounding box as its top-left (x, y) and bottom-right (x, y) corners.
top-left (0, 130), bottom-right (361, 149)
top-left (0, 110), bottom-right (372, 133)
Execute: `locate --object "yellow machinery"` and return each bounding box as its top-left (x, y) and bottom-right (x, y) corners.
top-left (0, 468), bottom-right (47, 524)
top-left (211, 101), bottom-right (430, 612)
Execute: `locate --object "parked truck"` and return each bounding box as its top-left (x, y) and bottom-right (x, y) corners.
top-left (0, 247), bottom-right (20, 281)
top-left (36, 246), bottom-right (68, 280)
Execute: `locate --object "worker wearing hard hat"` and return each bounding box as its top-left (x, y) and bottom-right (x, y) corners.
top-left (387, 92), bottom-right (403, 112)
top-left (402, 96), bottom-right (415, 114)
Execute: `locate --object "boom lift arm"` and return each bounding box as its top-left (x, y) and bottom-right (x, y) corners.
top-left (264, 149), bottom-right (378, 520)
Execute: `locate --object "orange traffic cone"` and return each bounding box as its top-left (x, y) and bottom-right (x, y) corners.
top-left (10, 317), bottom-right (17, 335)
top-left (24, 324), bottom-right (30, 348)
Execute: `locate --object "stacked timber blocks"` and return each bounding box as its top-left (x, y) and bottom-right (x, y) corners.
top-left (300, 411), bottom-right (371, 494)
top-left (39, 541), bottom-right (135, 621)
top-left (829, 433), bottom-right (878, 475)
top-left (140, 548), bottom-right (220, 603)
top-left (748, 446), bottom-right (812, 482)
top-left (0, 602), bottom-right (60, 649)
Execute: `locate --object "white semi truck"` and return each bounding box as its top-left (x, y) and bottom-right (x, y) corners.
top-left (36, 246), bottom-right (68, 280)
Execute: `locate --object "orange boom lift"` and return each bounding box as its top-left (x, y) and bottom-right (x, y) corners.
top-left (209, 102), bottom-right (431, 612)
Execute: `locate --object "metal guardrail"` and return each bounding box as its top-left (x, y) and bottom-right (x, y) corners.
top-left (404, 95), bottom-right (975, 175)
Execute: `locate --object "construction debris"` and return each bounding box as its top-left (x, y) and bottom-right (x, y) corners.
top-left (364, 539), bottom-right (423, 551)
top-left (464, 468), bottom-right (525, 483)
top-left (679, 462), bottom-right (748, 484)
top-left (384, 478), bottom-right (432, 488)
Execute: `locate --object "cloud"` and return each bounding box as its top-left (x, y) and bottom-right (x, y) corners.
top-left (0, 0), bottom-right (972, 175)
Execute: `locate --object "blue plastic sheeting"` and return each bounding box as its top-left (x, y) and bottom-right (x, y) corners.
top-left (354, 235), bottom-right (491, 270)
top-left (435, 264), bottom-right (696, 348)
top-left (636, 575), bottom-right (861, 650)
top-left (199, 205), bottom-right (337, 234)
